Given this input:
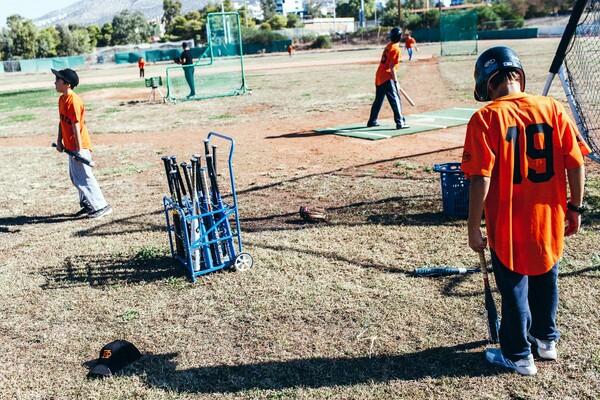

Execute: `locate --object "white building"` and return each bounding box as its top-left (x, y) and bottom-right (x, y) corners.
top-left (276, 0), bottom-right (304, 16)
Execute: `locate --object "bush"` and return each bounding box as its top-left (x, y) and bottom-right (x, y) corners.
top-left (311, 35), bottom-right (332, 49)
top-left (242, 27), bottom-right (288, 47)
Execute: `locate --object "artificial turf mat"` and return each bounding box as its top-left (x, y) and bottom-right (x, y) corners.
top-left (316, 107), bottom-right (478, 140)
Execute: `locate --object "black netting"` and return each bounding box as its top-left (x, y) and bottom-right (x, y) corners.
top-left (564, 0), bottom-right (600, 155)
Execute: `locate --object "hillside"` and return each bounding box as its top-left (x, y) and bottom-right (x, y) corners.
top-left (35, 0), bottom-right (210, 27)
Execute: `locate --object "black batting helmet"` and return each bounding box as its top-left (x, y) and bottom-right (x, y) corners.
top-left (474, 46), bottom-right (525, 102)
top-left (388, 27), bottom-right (402, 42)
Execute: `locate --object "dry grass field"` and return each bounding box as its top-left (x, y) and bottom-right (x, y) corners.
top-left (0, 38), bottom-right (598, 399)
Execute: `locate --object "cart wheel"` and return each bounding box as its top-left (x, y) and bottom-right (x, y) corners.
top-left (233, 252), bottom-right (253, 272)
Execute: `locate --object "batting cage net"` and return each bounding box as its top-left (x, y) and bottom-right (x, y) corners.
top-left (562, 0), bottom-right (600, 159)
top-left (165, 12), bottom-right (248, 102)
top-left (440, 11), bottom-right (478, 56)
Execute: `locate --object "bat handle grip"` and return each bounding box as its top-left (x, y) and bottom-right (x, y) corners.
top-left (478, 251), bottom-right (489, 275)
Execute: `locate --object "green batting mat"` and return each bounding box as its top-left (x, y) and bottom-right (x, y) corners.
top-left (316, 107), bottom-right (478, 140)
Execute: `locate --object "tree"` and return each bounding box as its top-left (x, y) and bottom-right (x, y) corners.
top-left (261, 0), bottom-right (278, 20)
top-left (111, 10), bottom-right (151, 45)
top-left (380, 0), bottom-right (398, 27)
top-left (97, 23), bottom-right (113, 47)
top-left (267, 14), bottom-right (287, 30)
top-left (87, 25), bottom-right (100, 48)
top-left (336, 0), bottom-right (375, 21)
top-left (71, 27), bottom-right (92, 54)
top-left (6, 15), bottom-right (38, 59)
top-left (55, 24), bottom-right (75, 56)
top-left (286, 13), bottom-right (302, 28)
top-left (304, 0), bottom-right (325, 18)
top-left (36, 27), bottom-right (59, 58)
top-left (162, 0), bottom-right (182, 33)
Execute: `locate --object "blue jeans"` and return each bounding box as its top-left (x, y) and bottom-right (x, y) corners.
top-left (368, 80), bottom-right (404, 127)
top-left (490, 249), bottom-right (560, 361)
top-left (69, 149), bottom-right (108, 212)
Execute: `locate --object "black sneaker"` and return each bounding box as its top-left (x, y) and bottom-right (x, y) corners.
top-left (88, 205), bottom-right (113, 219)
top-left (74, 205), bottom-right (93, 216)
top-left (396, 124), bottom-right (410, 129)
top-left (367, 122), bottom-right (380, 127)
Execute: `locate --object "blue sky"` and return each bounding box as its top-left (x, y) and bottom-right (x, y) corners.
top-left (0, 0), bottom-right (79, 27)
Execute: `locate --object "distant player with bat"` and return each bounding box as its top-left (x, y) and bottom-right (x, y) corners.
top-left (462, 46), bottom-right (589, 375)
top-left (366, 27), bottom-right (410, 130)
top-left (52, 68), bottom-right (112, 219)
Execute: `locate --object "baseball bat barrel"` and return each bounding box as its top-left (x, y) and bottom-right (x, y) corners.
top-left (211, 144), bottom-right (217, 171)
top-left (180, 162), bottom-right (193, 196)
top-left (169, 156), bottom-right (187, 196)
top-left (52, 142), bottom-right (96, 167)
top-left (414, 267), bottom-right (480, 277)
top-left (398, 86), bottom-right (416, 107)
top-left (161, 156), bottom-right (176, 200)
top-left (479, 251), bottom-right (500, 344)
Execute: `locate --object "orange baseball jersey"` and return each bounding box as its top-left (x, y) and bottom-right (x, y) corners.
top-left (138, 58), bottom-right (145, 69)
top-left (461, 93), bottom-right (590, 275)
top-left (405, 37), bottom-right (416, 49)
top-left (375, 42), bottom-right (401, 86)
top-left (58, 92), bottom-right (92, 152)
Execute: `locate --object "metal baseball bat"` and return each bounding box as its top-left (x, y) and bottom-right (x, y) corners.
top-left (162, 156), bottom-right (185, 259)
top-left (479, 250), bottom-right (500, 344)
top-left (52, 143), bottom-right (96, 167)
top-left (204, 153), bottom-right (235, 260)
top-left (414, 267), bottom-right (481, 277)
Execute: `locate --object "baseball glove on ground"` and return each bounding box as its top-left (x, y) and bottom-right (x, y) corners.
top-left (299, 206), bottom-right (327, 223)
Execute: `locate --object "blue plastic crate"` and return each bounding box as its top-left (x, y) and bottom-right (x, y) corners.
top-left (433, 162), bottom-right (470, 217)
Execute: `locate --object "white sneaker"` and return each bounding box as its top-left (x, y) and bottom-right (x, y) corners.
top-left (485, 348), bottom-right (537, 376)
top-left (527, 334), bottom-right (557, 360)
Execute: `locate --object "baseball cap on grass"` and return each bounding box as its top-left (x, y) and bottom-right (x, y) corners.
top-left (51, 68), bottom-right (79, 88)
top-left (87, 340), bottom-right (142, 379)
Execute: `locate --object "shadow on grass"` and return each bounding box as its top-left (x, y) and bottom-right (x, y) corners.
top-left (73, 209), bottom-right (165, 237)
top-left (0, 213), bottom-right (85, 229)
top-left (122, 340), bottom-right (498, 394)
top-left (41, 253), bottom-right (184, 289)
top-left (560, 264), bottom-right (600, 278)
top-left (264, 130), bottom-right (333, 139)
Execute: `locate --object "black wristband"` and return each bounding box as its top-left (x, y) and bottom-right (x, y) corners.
top-left (567, 201), bottom-right (585, 214)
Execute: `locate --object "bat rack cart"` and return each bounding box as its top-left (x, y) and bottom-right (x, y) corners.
top-left (163, 132), bottom-right (253, 282)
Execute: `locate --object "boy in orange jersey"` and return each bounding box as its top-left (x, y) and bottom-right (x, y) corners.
top-left (367, 27), bottom-right (409, 130)
top-left (138, 57), bottom-right (145, 78)
top-left (461, 46), bottom-right (589, 375)
top-left (52, 68), bottom-right (112, 219)
top-left (404, 33), bottom-right (418, 61)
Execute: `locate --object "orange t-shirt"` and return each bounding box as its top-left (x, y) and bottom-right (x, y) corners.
top-left (461, 93), bottom-right (589, 275)
top-left (375, 42), bottom-right (401, 86)
top-left (138, 58), bottom-right (145, 69)
top-left (58, 91), bottom-right (92, 152)
top-left (405, 37), bottom-right (416, 49)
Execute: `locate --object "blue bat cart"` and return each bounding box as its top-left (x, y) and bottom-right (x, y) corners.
top-left (163, 132), bottom-right (253, 281)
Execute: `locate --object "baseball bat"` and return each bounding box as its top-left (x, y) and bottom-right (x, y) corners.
top-left (204, 153), bottom-right (235, 260)
top-left (198, 162), bottom-right (221, 265)
top-left (162, 156), bottom-right (185, 259)
top-left (52, 143), bottom-right (96, 167)
top-left (414, 267), bottom-right (480, 277)
top-left (169, 156), bottom-right (187, 197)
top-left (211, 144), bottom-right (217, 172)
top-left (180, 162), bottom-right (194, 196)
top-left (398, 86), bottom-right (416, 107)
top-left (479, 250), bottom-right (500, 344)
top-left (187, 161), bottom-right (201, 272)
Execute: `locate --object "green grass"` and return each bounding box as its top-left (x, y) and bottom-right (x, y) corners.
top-left (6, 114), bottom-right (36, 122)
top-left (0, 41), bottom-right (598, 399)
